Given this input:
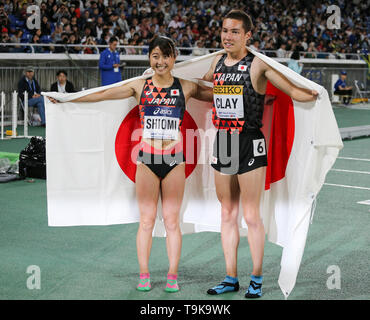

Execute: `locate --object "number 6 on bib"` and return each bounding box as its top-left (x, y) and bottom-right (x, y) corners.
top-left (253, 139), bottom-right (266, 156)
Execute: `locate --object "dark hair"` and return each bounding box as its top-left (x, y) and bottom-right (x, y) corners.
top-left (109, 36), bottom-right (118, 43)
top-left (148, 36), bottom-right (177, 57)
top-left (224, 10), bottom-right (254, 33)
top-left (291, 50), bottom-right (300, 60)
top-left (56, 70), bottom-right (67, 76)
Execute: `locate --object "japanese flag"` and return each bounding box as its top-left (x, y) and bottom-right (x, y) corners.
top-left (171, 89), bottom-right (180, 96)
top-left (42, 48), bottom-right (342, 298)
top-left (238, 64), bottom-right (248, 71)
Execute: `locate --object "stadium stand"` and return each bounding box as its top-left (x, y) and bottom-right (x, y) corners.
top-left (0, 0), bottom-right (368, 57)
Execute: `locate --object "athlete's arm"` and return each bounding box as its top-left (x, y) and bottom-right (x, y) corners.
top-left (71, 82), bottom-right (136, 102)
top-left (192, 81), bottom-right (213, 102)
top-left (47, 81), bottom-right (139, 103)
top-left (180, 79), bottom-right (212, 103)
top-left (257, 58), bottom-right (318, 102)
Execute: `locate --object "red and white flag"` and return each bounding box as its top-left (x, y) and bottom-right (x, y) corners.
top-left (238, 64), bottom-right (248, 71)
top-left (170, 89), bottom-right (179, 96)
top-left (43, 48), bottom-right (342, 298)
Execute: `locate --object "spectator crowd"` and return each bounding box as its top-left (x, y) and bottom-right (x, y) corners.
top-left (0, 0), bottom-right (369, 58)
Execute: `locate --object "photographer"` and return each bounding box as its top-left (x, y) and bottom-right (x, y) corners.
top-left (52, 3), bottom-right (71, 25)
top-left (83, 36), bottom-right (98, 54)
top-left (54, 32), bottom-right (69, 53)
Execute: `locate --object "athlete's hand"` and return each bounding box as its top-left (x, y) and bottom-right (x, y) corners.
top-left (47, 96), bottom-right (60, 104)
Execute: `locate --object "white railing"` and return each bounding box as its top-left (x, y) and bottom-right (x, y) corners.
top-left (1, 91), bottom-right (4, 140)
top-left (0, 91), bottom-right (33, 140)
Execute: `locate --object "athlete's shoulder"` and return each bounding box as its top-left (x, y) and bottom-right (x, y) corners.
top-left (126, 77), bottom-right (147, 92)
top-left (203, 53), bottom-right (224, 82)
top-left (130, 77), bottom-right (147, 85)
top-left (178, 78), bottom-right (191, 86)
top-left (211, 53), bottom-right (224, 69)
top-left (251, 55), bottom-right (270, 72)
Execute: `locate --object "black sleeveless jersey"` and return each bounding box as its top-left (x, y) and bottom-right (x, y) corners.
top-left (212, 53), bottom-right (265, 133)
top-left (139, 77), bottom-right (186, 141)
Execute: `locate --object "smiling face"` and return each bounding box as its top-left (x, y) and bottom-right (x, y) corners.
top-left (221, 18), bottom-right (251, 54)
top-left (149, 46), bottom-right (176, 76)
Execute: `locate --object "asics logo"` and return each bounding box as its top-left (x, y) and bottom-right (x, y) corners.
top-left (153, 108), bottom-right (173, 115)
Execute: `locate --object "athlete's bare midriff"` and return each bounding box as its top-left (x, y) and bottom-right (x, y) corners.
top-left (142, 138), bottom-right (180, 150)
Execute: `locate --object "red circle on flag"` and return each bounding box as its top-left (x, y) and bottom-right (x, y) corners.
top-left (264, 81), bottom-right (295, 190)
top-left (115, 105), bottom-right (200, 182)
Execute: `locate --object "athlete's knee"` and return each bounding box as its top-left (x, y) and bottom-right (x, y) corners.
top-left (162, 212), bottom-right (180, 233)
top-left (139, 207), bottom-right (156, 231)
top-left (243, 206), bottom-right (262, 228)
top-left (164, 219), bottom-right (180, 233)
top-left (140, 217), bottom-right (156, 231)
top-left (221, 204), bottom-right (238, 224)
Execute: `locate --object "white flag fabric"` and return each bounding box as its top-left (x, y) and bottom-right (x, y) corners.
top-left (42, 48), bottom-right (343, 298)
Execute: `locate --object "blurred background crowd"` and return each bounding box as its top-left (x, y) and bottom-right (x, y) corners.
top-left (0, 0), bottom-right (369, 57)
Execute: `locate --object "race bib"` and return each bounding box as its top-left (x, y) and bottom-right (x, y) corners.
top-left (143, 106), bottom-right (180, 140)
top-left (213, 85), bottom-right (244, 118)
top-left (253, 138), bottom-right (266, 157)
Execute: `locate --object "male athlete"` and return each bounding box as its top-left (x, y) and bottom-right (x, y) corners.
top-left (202, 10), bottom-right (318, 298)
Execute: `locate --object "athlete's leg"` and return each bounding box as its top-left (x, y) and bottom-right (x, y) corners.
top-left (135, 163), bottom-right (160, 274)
top-left (214, 171), bottom-right (240, 278)
top-left (160, 163), bottom-right (185, 275)
top-left (237, 167), bottom-right (266, 276)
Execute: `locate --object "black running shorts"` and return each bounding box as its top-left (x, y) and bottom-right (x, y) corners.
top-left (211, 129), bottom-right (268, 175)
top-left (137, 149), bottom-right (185, 179)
